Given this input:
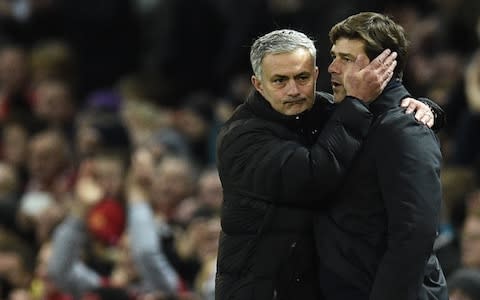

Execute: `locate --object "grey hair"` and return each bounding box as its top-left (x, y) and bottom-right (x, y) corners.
top-left (250, 29), bottom-right (316, 79)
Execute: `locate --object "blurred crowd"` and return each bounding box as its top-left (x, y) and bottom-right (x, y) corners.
top-left (0, 0), bottom-right (479, 299)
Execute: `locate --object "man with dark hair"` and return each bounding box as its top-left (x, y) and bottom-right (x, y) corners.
top-left (315, 12), bottom-right (448, 300)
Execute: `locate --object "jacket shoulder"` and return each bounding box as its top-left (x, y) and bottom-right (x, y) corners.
top-left (374, 107), bottom-right (441, 151)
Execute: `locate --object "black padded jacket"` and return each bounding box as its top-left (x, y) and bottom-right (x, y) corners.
top-left (215, 91), bottom-right (374, 300)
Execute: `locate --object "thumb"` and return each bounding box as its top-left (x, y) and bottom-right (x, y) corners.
top-left (400, 97), bottom-right (411, 107)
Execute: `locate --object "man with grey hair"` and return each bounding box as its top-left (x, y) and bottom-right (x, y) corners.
top-left (215, 29), bottom-right (438, 300)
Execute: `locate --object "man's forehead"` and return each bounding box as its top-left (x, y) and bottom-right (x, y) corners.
top-left (261, 49), bottom-right (314, 73)
top-left (331, 38), bottom-right (366, 53)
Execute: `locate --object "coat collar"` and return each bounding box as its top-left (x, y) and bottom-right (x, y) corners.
top-left (245, 91), bottom-right (333, 129)
top-left (369, 79), bottom-right (411, 117)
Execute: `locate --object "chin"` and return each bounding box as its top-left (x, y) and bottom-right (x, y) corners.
top-left (332, 89), bottom-right (346, 103)
top-left (284, 110), bottom-right (301, 116)
top-left (333, 94), bottom-right (343, 103)
top-left (285, 108), bottom-right (306, 116)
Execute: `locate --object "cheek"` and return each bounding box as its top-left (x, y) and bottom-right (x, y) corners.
top-left (264, 90), bottom-right (284, 107)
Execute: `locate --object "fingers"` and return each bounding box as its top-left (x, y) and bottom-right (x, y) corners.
top-left (401, 97), bottom-right (416, 114)
top-left (421, 113), bottom-right (433, 126)
top-left (414, 110), bottom-right (425, 121)
top-left (344, 49), bottom-right (398, 102)
top-left (380, 60), bottom-right (396, 89)
top-left (370, 49), bottom-right (392, 68)
top-left (400, 97), bottom-right (411, 107)
top-left (411, 100), bottom-right (430, 120)
top-left (426, 118), bottom-right (433, 127)
top-left (414, 109), bottom-right (434, 126)
top-left (427, 116), bottom-right (434, 127)
top-left (382, 51), bottom-right (397, 70)
top-left (370, 49), bottom-right (397, 70)
top-left (369, 50), bottom-right (396, 90)
top-left (402, 98), bottom-right (435, 127)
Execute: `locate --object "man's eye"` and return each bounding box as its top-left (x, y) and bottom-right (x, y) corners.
top-left (273, 78), bottom-right (284, 83)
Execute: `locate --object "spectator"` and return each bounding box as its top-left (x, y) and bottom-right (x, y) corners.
top-left (448, 268), bottom-right (480, 300)
top-left (17, 129), bottom-right (74, 246)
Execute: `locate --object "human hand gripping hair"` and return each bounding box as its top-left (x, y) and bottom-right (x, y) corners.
top-left (345, 49), bottom-right (397, 102)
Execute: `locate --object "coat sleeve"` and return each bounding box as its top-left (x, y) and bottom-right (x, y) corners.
top-left (128, 202), bottom-right (180, 295)
top-left (47, 217), bottom-right (102, 298)
top-left (218, 96), bottom-right (372, 207)
top-left (369, 116), bottom-right (442, 300)
top-left (280, 97), bottom-right (373, 203)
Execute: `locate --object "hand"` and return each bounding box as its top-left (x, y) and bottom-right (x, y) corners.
top-left (71, 160), bottom-right (104, 217)
top-left (401, 97), bottom-right (434, 128)
top-left (345, 49), bottom-right (397, 102)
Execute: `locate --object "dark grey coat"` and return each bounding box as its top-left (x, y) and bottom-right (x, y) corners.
top-left (315, 80), bottom-right (448, 300)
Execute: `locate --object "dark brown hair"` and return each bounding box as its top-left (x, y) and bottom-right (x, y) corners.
top-left (329, 12), bottom-right (409, 80)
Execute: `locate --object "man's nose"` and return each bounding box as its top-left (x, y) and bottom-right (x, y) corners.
top-left (286, 79), bottom-right (300, 95)
top-left (328, 60), bottom-right (339, 74)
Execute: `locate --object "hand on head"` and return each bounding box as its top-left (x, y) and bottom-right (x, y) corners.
top-left (345, 49), bottom-right (397, 102)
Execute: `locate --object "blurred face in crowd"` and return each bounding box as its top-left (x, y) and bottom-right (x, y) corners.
top-left (0, 162), bottom-right (18, 195)
top-left (195, 217), bottom-right (221, 262)
top-left (175, 108), bottom-right (209, 141)
top-left (197, 170), bottom-right (222, 210)
top-left (0, 251), bottom-right (30, 289)
top-left (251, 48), bottom-right (318, 116)
top-left (1, 123), bottom-right (28, 168)
top-left (34, 80), bottom-right (74, 124)
top-left (151, 158), bottom-right (193, 211)
top-left (449, 289), bottom-right (474, 300)
top-left (28, 132), bottom-right (67, 185)
top-left (461, 216), bottom-right (480, 268)
top-left (328, 38), bottom-right (367, 102)
top-left (92, 156), bottom-right (125, 198)
top-left (0, 47), bottom-right (28, 93)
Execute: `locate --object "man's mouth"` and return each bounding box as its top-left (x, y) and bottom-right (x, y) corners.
top-left (284, 98), bottom-right (305, 105)
top-left (331, 80), bottom-right (342, 88)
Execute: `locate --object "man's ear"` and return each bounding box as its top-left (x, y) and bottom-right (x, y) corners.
top-left (251, 75), bottom-right (263, 95)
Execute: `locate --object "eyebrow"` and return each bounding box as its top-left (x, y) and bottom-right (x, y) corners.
top-left (270, 74), bottom-right (288, 80)
top-left (271, 71), bottom-right (311, 80)
top-left (330, 51), bottom-right (356, 60)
